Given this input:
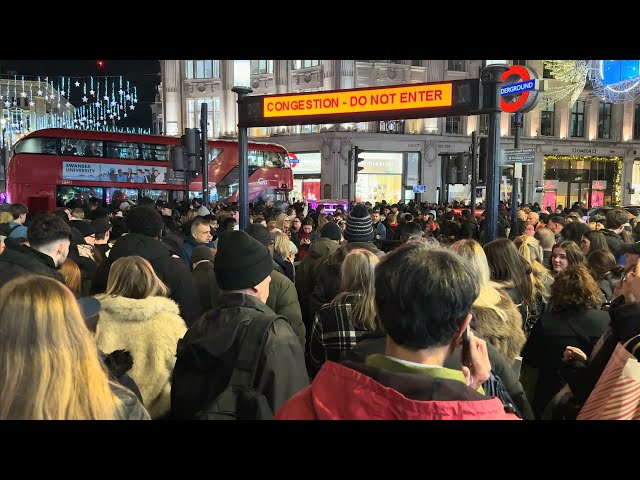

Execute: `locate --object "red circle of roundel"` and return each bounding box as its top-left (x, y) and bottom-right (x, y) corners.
top-left (500, 65), bottom-right (532, 113)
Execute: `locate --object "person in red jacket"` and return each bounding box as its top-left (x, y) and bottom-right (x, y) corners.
top-left (275, 242), bottom-right (519, 420)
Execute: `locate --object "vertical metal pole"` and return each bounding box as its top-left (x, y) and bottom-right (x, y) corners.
top-left (184, 170), bottom-right (190, 201)
top-left (347, 147), bottom-right (352, 203)
top-left (471, 131), bottom-right (477, 219)
top-left (200, 103), bottom-right (209, 207)
top-left (232, 86), bottom-right (253, 230)
top-left (481, 64), bottom-right (509, 243)
top-left (510, 111), bottom-right (522, 237)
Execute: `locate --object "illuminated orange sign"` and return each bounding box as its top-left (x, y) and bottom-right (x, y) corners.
top-left (263, 84), bottom-right (453, 118)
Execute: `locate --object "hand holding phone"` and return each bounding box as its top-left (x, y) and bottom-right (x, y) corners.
top-left (460, 327), bottom-right (491, 391)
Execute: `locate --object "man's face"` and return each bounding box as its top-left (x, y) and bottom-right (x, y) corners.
top-left (161, 207), bottom-right (172, 217)
top-left (84, 234), bottom-right (96, 247)
top-left (527, 214), bottom-right (538, 226)
top-left (371, 213), bottom-right (380, 224)
top-left (383, 208), bottom-right (390, 216)
top-left (255, 274), bottom-right (272, 303)
top-left (193, 224), bottom-right (213, 244)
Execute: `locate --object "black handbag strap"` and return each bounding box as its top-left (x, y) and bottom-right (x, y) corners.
top-left (228, 315), bottom-right (279, 390)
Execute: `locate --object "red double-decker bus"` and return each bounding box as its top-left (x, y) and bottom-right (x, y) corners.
top-left (6, 128), bottom-right (292, 211)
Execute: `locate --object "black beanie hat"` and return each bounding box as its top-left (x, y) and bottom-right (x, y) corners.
top-left (125, 206), bottom-right (164, 238)
top-left (245, 223), bottom-right (272, 247)
top-left (214, 230), bottom-right (273, 290)
top-left (344, 203), bottom-right (374, 243)
top-left (91, 217), bottom-right (112, 235)
top-left (321, 221), bottom-right (342, 241)
top-left (73, 221), bottom-right (96, 238)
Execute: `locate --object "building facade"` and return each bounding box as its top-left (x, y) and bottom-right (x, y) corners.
top-left (160, 60), bottom-right (640, 208)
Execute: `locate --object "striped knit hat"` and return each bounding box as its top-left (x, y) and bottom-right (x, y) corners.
top-left (344, 203), bottom-right (374, 243)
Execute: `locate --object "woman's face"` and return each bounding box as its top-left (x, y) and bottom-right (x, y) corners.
top-left (552, 247), bottom-right (569, 273)
top-left (580, 236), bottom-right (591, 255)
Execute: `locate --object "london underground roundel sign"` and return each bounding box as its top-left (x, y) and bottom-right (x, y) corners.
top-left (500, 65), bottom-right (541, 113)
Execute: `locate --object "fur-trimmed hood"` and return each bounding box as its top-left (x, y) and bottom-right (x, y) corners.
top-left (95, 294), bottom-right (181, 322)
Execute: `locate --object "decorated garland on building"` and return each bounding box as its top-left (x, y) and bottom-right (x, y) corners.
top-left (543, 154), bottom-right (622, 205)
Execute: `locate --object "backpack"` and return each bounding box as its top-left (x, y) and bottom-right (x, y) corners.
top-left (195, 315), bottom-right (276, 420)
top-left (0, 223), bottom-right (19, 237)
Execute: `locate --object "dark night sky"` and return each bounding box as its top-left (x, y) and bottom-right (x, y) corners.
top-left (0, 60), bottom-right (161, 130)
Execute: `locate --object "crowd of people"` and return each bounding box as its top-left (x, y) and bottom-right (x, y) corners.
top-left (1, 193), bottom-right (640, 420)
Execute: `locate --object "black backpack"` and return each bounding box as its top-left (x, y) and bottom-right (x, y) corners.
top-left (196, 315), bottom-right (276, 420)
top-left (0, 223), bottom-right (19, 237)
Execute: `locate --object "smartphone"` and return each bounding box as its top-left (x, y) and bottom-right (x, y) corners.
top-left (582, 216), bottom-right (589, 223)
top-left (461, 325), bottom-right (472, 368)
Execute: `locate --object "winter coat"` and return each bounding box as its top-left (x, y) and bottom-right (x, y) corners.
top-left (347, 330), bottom-right (535, 420)
top-left (202, 266), bottom-right (305, 348)
top-left (601, 229), bottom-right (624, 260)
top-left (192, 260), bottom-right (216, 313)
top-left (275, 359), bottom-right (519, 420)
top-left (0, 244), bottom-right (64, 288)
top-left (472, 288), bottom-right (526, 365)
top-left (182, 237), bottom-right (216, 270)
top-left (522, 306), bottom-right (609, 418)
top-left (170, 292), bottom-right (309, 419)
top-left (295, 237), bottom-right (340, 302)
top-left (274, 253), bottom-right (295, 283)
top-left (95, 294), bottom-right (188, 419)
top-left (92, 233), bottom-right (202, 326)
top-left (307, 293), bottom-right (374, 377)
top-left (309, 242), bottom-right (384, 321)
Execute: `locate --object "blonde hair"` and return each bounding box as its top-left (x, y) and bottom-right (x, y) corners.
top-left (71, 208), bottom-right (85, 219)
top-left (513, 235), bottom-right (552, 303)
top-left (274, 213), bottom-right (290, 232)
top-left (450, 239), bottom-right (510, 324)
top-left (106, 256), bottom-right (169, 299)
top-left (273, 231), bottom-right (291, 259)
top-left (332, 249), bottom-right (379, 331)
top-left (0, 211), bottom-right (13, 224)
top-left (60, 258), bottom-right (82, 297)
top-left (0, 276), bottom-right (123, 419)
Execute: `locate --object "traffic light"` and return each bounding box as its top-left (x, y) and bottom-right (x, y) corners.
top-left (446, 155), bottom-right (457, 184)
top-left (455, 153), bottom-right (469, 184)
top-left (172, 128), bottom-right (203, 172)
top-left (353, 146), bottom-right (365, 184)
top-left (478, 136), bottom-right (488, 184)
top-left (183, 128), bottom-right (202, 172)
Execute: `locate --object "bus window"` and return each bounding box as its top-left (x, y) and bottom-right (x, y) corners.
top-left (208, 147), bottom-right (223, 164)
top-left (57, 186), bottom-right (104, 207)
top-left (77, 140), bottom-right (103, 157)
top-left (140, 143), bottom-right (170, 161)
top-left (141, 189), bottom-right (168, 201)
top-left (15, 137), bottom-right (58, 155)
top-left (104, 141), bottom-right (139, 160)
top-left (106, 187), bottom-right (138, 205)
top-left (248, 150), bottom-right (283, 168)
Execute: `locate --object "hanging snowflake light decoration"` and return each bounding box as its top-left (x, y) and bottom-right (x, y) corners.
top-left (532, 60), bottom-right (589, 111)
top-left (587, 60), bottom-right (640, 104)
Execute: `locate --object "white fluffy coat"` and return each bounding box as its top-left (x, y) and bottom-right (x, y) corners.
top-left (95, 294), bottom-right (187, 419)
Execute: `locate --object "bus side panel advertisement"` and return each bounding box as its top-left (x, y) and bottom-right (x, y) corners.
top-left (62, 162), bottom-right (185, 185)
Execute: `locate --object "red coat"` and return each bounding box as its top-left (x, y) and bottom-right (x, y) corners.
top-left (275, 361), bottom-right (519, 420)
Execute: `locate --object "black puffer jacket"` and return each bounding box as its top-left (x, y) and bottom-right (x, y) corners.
top-left (0, 244), bottom-right (64, 288)
top-left (92, 233), bottom-right (202, 325)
